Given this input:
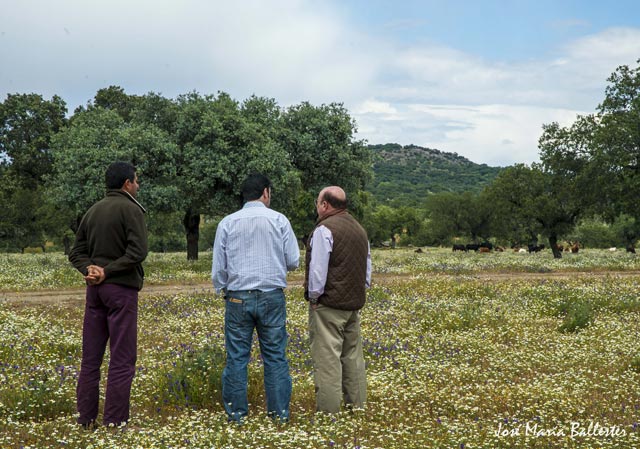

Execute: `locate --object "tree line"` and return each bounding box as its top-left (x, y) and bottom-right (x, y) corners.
top-left (361, 60), bottom-right (640, 258)
top-left (1, 61), bottom-right (639, 259)
top-left (0, 87), bottom-right (371, 259)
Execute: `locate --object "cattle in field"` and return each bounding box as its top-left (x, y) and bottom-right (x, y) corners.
top-left (627, 246), bottom-right (636, 254)
top-left (518, 248), bottom-right (527, 253)
top-left (571, 242), bottom-right (580, 253)
top-left (609, 247), bottom-right (617, 252)
top-left (466, 244), bottom-right (480, 252)
top-left (452, 244), bottom-right (467, 252)
top-left (480, 241), bottom-right (493, 250)
top-left (495, 246), bottom-right (505, 252)
top-left (479, 247), bottom-right (490, 253)
top-left (415, 248), bottom-right (424, 253)
top-left (528, 244), bottom-right (545, 253)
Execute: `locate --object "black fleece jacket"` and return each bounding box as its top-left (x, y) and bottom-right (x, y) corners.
top-left (69, 189), bottom-right (148, 290)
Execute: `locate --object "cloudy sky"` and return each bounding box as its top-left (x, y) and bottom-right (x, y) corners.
top-left (2, 0), bottom-right (640, 166)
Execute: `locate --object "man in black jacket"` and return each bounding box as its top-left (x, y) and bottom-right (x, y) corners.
top-left (69, 161), bottom-right (148, 428)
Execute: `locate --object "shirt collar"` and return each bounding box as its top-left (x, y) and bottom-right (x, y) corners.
top-left (243, 201), bottom-right (266, 209)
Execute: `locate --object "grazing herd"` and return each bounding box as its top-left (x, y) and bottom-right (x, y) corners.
top-left (452, 242), bottom-right (570, 253)
top-left (449, 241), bottom-right (637, 254)
top-left (452, 243), bottom-right (498, 252)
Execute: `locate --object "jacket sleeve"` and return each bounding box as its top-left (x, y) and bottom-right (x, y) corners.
top-left (68, 218), bottom-right (92, 276)
top-left (103, 207), bottom-right (148, 278)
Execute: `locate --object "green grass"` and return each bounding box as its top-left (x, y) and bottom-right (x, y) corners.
top-left (1, 251), bottom-right (640, 448)
top-left (2, 247), bottom-right (640, 291)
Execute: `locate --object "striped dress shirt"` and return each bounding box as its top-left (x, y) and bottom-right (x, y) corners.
top-left (212, 201), bottom-right (300, 294)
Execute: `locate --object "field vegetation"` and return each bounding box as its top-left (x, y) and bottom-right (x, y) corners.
top-left (1, 248), bottom-right (640, 448)
top-left (4, 248), bottom-right (640, 292)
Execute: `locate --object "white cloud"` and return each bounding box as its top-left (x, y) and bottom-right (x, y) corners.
top-left (1, 2), bottom-right (640, 166)
top-left (0, 0), bottom-right (379, 106)
top-left (353, 103), bottom-right (583, 166)
top-left (353, 100), bottom-right (398, 115)
top-left (349, 27), bottom-right (640, 165)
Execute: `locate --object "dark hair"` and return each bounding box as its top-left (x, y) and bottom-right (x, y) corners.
top-left (321, 190), bottom-right (347, 209)
top-left (241, 173), bottom-right (271, 202)
top-left (105, 162), bottom-right (136, 189)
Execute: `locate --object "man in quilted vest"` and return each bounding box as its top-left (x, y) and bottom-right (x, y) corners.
top-left (304, 186), bottom-right (371, 413)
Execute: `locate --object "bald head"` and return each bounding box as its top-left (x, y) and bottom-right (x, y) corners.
top-left (319, 186), bottom-right (347, 210)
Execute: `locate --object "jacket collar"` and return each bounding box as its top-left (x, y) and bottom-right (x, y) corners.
top-left (106, 189), bottom-right (147, 213)
top-left (316, 208), bottom-right (347, 226)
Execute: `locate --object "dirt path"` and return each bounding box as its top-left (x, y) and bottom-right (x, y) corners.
top-left (0, 283), bottom-right (217, 305)
top-left (4, 270), bottom-right (640, 305)
top-left (467, 270), bottom-right (640, 281)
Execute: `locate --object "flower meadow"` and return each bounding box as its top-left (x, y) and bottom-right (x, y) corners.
top-left (2, 248), bottom-right (640, 291)
top-left (1, 249), bottom-right (640, 448)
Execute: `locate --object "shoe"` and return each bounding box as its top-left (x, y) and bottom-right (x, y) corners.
top-left (79, 420), bottom-right (98, 431)
top-left (105, 421), bottom-right (128, 432)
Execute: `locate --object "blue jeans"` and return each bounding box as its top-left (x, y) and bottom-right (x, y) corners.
top-left (222, 289), bottom-right (291, 422)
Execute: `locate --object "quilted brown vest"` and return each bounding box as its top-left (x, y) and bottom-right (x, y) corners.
top-left (304, 209), bottom-right (368, 310)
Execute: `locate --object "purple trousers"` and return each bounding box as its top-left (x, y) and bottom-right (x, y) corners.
top-left (76, 283), bottom-right (138, 426)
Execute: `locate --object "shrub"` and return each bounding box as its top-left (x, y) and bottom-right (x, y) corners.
top-left (159, 345), bottom-right (226, 410)
top-left (0, 366), bottom-right (76, 421)
top-left (558, 301), bottom-right (593, 333)
top-left (630, 356), bottom-right (640, 373)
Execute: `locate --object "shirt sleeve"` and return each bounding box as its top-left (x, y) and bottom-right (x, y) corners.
top-left (211, 219), bottom-right (228, 294)
top-left (282, 217), bottom-right (300, 271)
top-left (366, 241), bottom-right (372, 288)
top-left (307, 225), bottom-right (333, 300)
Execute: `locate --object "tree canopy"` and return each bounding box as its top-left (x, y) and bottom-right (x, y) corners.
top-left (0, 94), bottom-right (68, 251)
top-left (42, 88), bottom-right (372, 259)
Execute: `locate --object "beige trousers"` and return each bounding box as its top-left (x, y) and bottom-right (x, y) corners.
top-left (309, 303), bottom-right (367, 413)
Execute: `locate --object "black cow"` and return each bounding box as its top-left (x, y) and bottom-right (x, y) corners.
top-left (452, 244), bottom-right (467, 252)
top-left (466, 244), bottom-right (480, 252)
top-left (480, 241), bottom-right (493, 250)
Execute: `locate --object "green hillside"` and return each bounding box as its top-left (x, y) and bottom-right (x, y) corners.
top-left (367, 143), bottom-right (503, 206)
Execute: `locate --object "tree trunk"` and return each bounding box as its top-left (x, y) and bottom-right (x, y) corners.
top-left (549, 234), bottom-right (562, 259)
top-left (63, 234), bottom-right (72, 255)
top-left (64, 217), bottom-right (82, 256)
top-left (183, 210), bottom-right (200, 261)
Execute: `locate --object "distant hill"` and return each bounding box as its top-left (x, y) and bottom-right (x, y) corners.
top-left (367, 143), bottom-right (503, 207)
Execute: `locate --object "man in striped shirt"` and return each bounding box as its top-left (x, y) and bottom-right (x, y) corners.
top-left (212, 173), bottom-right (300, 423)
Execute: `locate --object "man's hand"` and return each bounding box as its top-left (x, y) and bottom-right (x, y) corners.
top-left (84, 265), bottom-right (106, 285)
